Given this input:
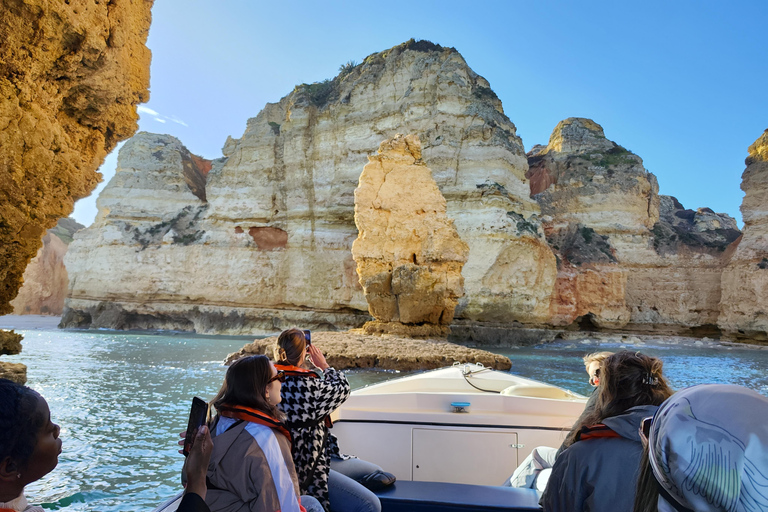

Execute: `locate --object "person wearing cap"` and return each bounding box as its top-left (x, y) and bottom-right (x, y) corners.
top-left (633, 384), bottom-right (768, 512)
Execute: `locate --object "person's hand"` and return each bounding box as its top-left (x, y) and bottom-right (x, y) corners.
top-left (307, 344), bottom-right (330, 371)
top-left (184, 425), bottom-right (213, 499)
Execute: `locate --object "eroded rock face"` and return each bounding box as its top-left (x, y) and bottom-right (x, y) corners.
top-left (62, 40), bottom-right (552, 334)
top-left (11, 218), bottom-right (83, 315)
top-left (0, 0), bottom-right (153, 314)
top-left (352, 134), bottom-right (469, 337)
top-left (528, 118), bottom-right (741, 334)
top-left (719, 129), bottom-right (768, 340)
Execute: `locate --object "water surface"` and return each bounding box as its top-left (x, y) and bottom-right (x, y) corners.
top-left (5, 329), bottom-right (768, 511)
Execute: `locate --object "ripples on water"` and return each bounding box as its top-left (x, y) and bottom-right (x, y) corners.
top-left (5, 329), bottom-right (768, 511)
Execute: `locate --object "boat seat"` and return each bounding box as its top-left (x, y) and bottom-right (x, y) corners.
top-left (374, 480), bottom-right (542, 512)
top-left (500, 384), bottom-right (571, 399)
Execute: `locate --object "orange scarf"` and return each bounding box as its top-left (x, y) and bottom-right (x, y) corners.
top-left (218, 404), bottom-right (292, 444)
top-left (274, 363), bottom-right (319, 378)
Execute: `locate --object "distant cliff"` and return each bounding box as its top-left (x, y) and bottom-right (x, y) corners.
top-left (719, 129), bottom-right (768, 341)
top-left (63, 40), bottom-right (554, 337)
top-left (528, 118), bottom-right (741, 336)
top-left (11, 218), bottom-right (84, 316)
top-left (60, 40), bottom-right (767, 343)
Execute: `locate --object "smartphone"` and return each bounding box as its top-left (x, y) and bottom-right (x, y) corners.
top-left (303, 329), bottom-right (312, 346)
top-left (183, 397), bottom-right (208, 457)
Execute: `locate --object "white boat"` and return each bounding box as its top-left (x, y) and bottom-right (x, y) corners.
top-left (331, 362), bottom-right (587, 487)
top-left (154, 363), bottom-right (587, 511)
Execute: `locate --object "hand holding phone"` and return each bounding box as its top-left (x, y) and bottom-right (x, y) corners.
top-left (183, 397), bottom-right (208, 457)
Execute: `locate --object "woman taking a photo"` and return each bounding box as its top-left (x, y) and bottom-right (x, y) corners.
top-left (541, 351), bottom-right (674, 512)
top-left (204, 354), bottom-right (322, 512)
top-left (275, 328), bottom-right (393, 512)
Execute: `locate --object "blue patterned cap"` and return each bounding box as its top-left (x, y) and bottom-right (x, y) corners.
top-left (648, 384), bottom-right (768, 512)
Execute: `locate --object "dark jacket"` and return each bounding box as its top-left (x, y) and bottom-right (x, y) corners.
top-left (541, 404), bottom-right (658, 512)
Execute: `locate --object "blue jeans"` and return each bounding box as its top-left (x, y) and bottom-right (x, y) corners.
top-left (301, 494), bottom-right (324, 512)
top-left (328, 458), bottom-right (382, 512)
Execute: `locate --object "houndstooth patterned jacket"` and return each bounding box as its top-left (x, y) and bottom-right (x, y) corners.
top-left (277, 365), bottom-right (351, 511)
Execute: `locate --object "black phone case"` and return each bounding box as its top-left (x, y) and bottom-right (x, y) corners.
top-left (183, 397), bottom-right (208, 456)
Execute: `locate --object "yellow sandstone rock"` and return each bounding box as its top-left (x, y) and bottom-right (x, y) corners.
top-left (0, 0), bottom-right (153, 314)
top-left (352, 134), bottom-right (469, 337)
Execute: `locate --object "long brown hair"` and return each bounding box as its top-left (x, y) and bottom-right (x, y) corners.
top-left (633, 445), bottom-right (658, 512)
top-left (275, 328), bottom-right (306, 366)
top-left (564, 351), bottom-right (673, 448)
top-left (211, 355), bottom-right (284, 421)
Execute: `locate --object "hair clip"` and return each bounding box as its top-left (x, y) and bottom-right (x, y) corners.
top-left (643, 373), bottom-right (659, 386)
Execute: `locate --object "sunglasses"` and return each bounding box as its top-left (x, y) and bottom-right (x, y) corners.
top-left (268, 370), bottom-right (286, 384)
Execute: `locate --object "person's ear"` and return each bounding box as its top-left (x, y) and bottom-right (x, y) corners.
top-left (0, 456), bottom-right (20, 482)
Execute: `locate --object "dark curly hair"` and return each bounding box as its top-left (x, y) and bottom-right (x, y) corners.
top-left (0, 379), bottom-right (45, 469)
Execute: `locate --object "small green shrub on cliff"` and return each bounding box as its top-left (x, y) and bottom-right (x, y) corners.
top-left (338, 60), bottom-right (358, 76)
top-left (268, 121), bottom-right (280, 135)
top-left (580, 145), bottom-right (638, 168)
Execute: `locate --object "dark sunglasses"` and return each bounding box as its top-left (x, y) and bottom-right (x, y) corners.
top-left (640, 415), bottom-right (653, 440)
top-left (268, 369), bottom-right (286, 384)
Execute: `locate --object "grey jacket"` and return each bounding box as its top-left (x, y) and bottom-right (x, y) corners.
top-left (205, 416), bottom-right (303, 512)
top-left (541, 404), bottom-right (658, 512)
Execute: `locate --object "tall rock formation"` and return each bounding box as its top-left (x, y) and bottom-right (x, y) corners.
top-left (352, 134), bottom-right (469, 337)
top-left (62, 40), bottom-right (554, 335)
top-left (719, 129), bottom-right (768, 340)
top-left (11, 218), bottom-right (84, 315)
top-left (528, 118), bottom-right (740, 334)
top-left (0, 0), bottom-right (153, 314)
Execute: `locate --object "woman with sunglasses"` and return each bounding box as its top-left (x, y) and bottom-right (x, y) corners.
top-left (274, 328), bottom-right (391, 512)
top-left (541, 351), bottom-right (673, 512)
top-left (202, 354), bottom-right (322, 512)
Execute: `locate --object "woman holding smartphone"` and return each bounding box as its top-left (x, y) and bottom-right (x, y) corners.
top-left (204, 355), bottom-right (322, 512)
top-left (274, 328), bottom-right (394, 512)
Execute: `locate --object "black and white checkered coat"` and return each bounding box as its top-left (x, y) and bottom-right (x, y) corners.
top-left (278, 367), bottom-right (351, 511)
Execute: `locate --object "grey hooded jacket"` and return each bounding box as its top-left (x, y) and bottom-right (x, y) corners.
top-left (541, 404), bottom-right (658, 512)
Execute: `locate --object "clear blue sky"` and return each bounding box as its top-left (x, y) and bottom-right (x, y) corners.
top-left (72, 0), bottom-right (768, 227)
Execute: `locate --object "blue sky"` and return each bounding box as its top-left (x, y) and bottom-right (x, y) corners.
top-left (72, 0), bottom-right (768, 227)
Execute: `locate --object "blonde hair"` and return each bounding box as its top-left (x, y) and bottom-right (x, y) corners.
top-left (583, 351), bottom-right (614, 370)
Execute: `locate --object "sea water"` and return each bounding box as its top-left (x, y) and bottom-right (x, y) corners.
top-left (4, 328), bottom-right (768, 511)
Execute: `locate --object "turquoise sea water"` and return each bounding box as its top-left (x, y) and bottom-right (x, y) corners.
top-left (5, 328), bottom-right (768, 511)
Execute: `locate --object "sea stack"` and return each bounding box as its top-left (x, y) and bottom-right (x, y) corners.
top-left (352, 134), bottom-right (469, 337)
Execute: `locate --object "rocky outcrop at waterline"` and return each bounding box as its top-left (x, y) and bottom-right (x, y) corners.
top-left (719, 129), bottom-right (768, 341)
top-left (62, 40), bottom-right (553, 335)
top-left (352, 134), bottom-right (469, 338)
top-left (0, 0), bottom-right (153, 315)
top-left (225, 331), bottom-right (512, 372)
top-left (11, 218), bottom-right (84, 316)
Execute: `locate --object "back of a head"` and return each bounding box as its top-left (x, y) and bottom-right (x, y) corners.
top-left (0, 379), bottom-right (44, 470)
top-left (597, 351), bottom-right (673, 422)
top-left (648, 384), bottom-right (768, 512)
top-left (275, 328), bottom-right (305, 366)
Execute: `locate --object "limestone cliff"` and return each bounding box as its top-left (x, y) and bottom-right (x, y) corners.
top-left (352, 134), bottom-right (469, 337)
top-left (0, 0), bottom-right (153, 314)
top-left (11, 218), bottom-right (83, 315)
top-left (62, 40), bottom-right (554, 335)
top-left (528, 118), bottom-right (740, 334)
top-left (719, 129), bottom-right (768, 340)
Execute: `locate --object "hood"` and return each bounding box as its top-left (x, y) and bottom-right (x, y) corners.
top-left (602, 404), bottom-right (658, 442)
